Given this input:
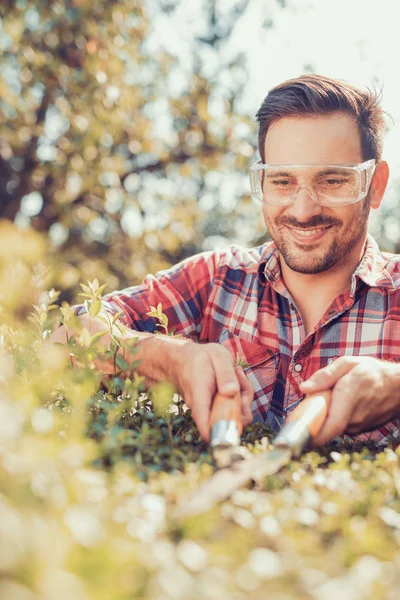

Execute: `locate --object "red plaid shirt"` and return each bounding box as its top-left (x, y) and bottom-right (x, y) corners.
top-left (98, 235), bottom-right (400, 446)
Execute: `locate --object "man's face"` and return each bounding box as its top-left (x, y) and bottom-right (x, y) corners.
top-left (262, 113), bottom-right (370, 275)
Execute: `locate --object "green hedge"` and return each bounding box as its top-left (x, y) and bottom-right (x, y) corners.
top-left (1, 223), bottom-right (400, 600)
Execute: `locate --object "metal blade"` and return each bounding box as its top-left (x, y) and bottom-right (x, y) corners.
top-left (177, 447), bottom-right (291, 518)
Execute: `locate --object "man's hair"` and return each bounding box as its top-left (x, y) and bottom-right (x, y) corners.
top-left (256, 74), bottom-right (386, 163)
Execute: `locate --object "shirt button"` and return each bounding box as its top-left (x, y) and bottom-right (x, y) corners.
top-left (328, 310), bottom-right (335, 316)
top-left (294, 363), bottom-right (303, 373)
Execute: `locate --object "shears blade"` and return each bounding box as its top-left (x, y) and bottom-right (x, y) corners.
top-left (177, 447), bottom-right (291, 518)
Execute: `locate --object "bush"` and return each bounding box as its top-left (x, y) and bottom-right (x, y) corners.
top-left (1, 222), bottom-right (400, 600)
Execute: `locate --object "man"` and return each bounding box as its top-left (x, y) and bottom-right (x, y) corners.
top-left (52, 74), bottom-right (400, 447)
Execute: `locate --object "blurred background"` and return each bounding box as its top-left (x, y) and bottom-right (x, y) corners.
top-left (1, 0), bottom-right (400, 303)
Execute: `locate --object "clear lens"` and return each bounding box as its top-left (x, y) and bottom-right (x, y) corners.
top-left (250, 161), bottom-right (375, 206)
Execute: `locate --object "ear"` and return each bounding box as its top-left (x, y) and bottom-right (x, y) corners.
top-left (370, 160), bottom-right (389, 209)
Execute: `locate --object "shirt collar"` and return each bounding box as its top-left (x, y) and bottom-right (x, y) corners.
top-left (258, 242), bottom-right (281, 285)
top-left (350, 234), bottom-right (395, 296)
top-left (258, 234), bottom-right (395, 295)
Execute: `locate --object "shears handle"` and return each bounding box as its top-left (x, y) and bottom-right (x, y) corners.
top-left (209, 388), bottom-right (331, 454)
top-left (209, 391), bottom-right (243, 430)
top-left (274, 389), bottom-right (332, 455)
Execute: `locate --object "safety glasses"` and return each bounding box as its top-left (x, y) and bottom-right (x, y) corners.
top-left (249, 159), bottom-right (376, 207)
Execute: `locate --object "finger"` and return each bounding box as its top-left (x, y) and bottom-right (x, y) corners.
top-left (310, 374), bottom-right (355, 446)
top-left (300, 357), bottom-right (358, 394)
top-left (236, 366), bottom-right (254, 425)
top-left (208, 346), bottom-right (240, 397)
top-left (188, 384), bottom-right (215, 443)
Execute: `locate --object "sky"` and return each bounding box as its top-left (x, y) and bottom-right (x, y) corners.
top-left (146, 0), bottom-right (400, 244)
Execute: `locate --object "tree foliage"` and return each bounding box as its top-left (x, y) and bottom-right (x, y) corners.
top-left (0, 0), bottom-right (265, 302)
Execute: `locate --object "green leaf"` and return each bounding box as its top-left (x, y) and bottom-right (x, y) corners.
top-left (115, 355), bottom-right (128, 371)
top-left (88, 331), bottom-right (108, 348)
top-left (235, 352), bottom-right (250, 368)
top-left (112, 311), bottom-right (125, 325)
top-left (47, 304), bottom-right (59, 311)
top-left (97, 315), bottom-right (111, 327)
top-left (129, 359), bottom-right (141, 371)
top-left (111, 335), bottom-right (122, 349)
top-left (60, 304), bottom-right (75, 324)
top-left (80, 283), bottom-right (91, 295)
top-left (146, 310), bottom-right (159, 319)
top-left (88, 299), bottom-right (102, 318)
top-left (121, 338), bottom-right (139, 355)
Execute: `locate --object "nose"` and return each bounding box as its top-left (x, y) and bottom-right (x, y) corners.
top-left (287, 185), bottom-right (322, 221)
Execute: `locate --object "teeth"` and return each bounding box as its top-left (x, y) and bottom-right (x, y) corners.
top-left (291, 228), bottom-right (327, 237)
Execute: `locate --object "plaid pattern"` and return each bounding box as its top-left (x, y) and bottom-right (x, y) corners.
top-left (92, 235), bottom-right (400, 447)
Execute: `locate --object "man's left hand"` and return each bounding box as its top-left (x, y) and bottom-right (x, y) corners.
top-left (299, 356), bottom-right (400, 446)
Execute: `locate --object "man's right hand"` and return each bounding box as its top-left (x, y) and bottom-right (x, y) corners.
top-left (49, 316), bottom-right (254, 443)
top-left (172, 342), bottom-right (254, 442)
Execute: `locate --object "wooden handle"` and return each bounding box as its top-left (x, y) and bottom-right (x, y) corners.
top-left (286, 389), bottom-right (332, 439)
top-left (209, 391), bottom-right (243, 434)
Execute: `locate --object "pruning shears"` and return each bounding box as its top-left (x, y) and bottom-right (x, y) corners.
top-left (177, 388), bottom-right (332, 518)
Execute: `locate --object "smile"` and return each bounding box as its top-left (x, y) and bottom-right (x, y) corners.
top-left (286, 225), bottom-right (332, 243)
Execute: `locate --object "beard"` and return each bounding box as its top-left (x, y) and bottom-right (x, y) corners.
top-left (265, 196), bottom-right (371, 275)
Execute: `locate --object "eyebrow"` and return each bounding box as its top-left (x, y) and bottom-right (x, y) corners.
top-left (265, 170), bottom-right (294, 178)
top-left (265, 167), bottom-right (352, 178)
top-left (316, 168), bottom-right (352, 176)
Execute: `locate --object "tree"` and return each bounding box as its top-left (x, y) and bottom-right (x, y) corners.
top-left (0, 0), bottom-right (268, 301)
